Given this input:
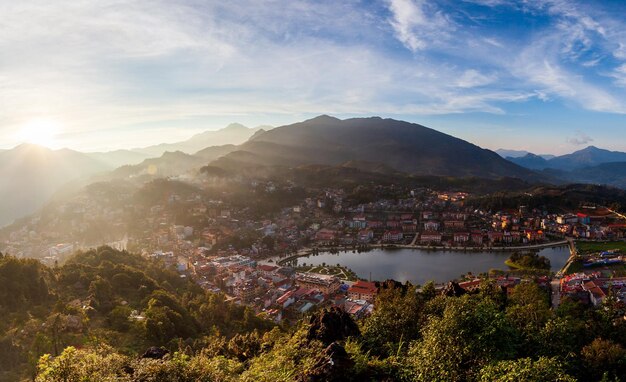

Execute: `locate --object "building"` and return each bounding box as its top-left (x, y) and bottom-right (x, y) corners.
top-left (295, 273), bottom-right (341, 295)
top-left (557, 214), bottom-right (578, 225)
top-left (453, 232), bottom-right (470, 243)
top-left (583, 281), bottom-right (606, 306)
top-left (444, 220), bottom-right (465, 230)
top-left (471, 232), bottom-right (484, 245)
top-left (276, 290), bottom-right (296, 308)
top-left (488, 231), bottom-right (503, 243)
top-left (347, 281), bottom-right (378, 302)
top-left (424, 221), bottom-right (440, 231)
top-left (358, 229), bottom-right (374, 242)
top-left (315, 229), bottom-right (336, 243)
top-left (382, 230), bottom-right (403, 242)
top-left (420, 231), bottom-right (442, 244)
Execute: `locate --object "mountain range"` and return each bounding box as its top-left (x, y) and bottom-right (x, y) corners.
top-left (0, 144), bottom-right (110, 226)
top-left (502, 146), bottom-right (626, 188)
top-left (0, 124), bottom-right (265, 227)
top-left (132, 123), bottom-right (267, 157)
top-left (212, 115), bottom-right (541, 180)
top-left (495, 149), bottom-right (555, 160)
top-left (505, 146), bottom-right (626, 170)
top-left (3, 115), bottom-right (626, 227)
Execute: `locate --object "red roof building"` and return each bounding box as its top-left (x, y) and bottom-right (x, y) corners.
top-left (348, 281), bottom-right (378, 303)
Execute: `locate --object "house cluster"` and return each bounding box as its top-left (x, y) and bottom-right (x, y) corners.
top-left (560, 272), bottom-right (626, 306)
top-left (173, 249), bottom-right (379, 322)
top-left (541, 209), bottom-right (626, 240)
top-left (312, 201), bottom-right (552, 248)
top-left (456, 275), bottom-right (550, 295)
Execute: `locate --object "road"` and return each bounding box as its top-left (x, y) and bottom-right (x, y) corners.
top-left (555, 237), bottom-right (577, 277)
top-left (551, 278), bottom-right (561, 309)
top-left (608, 208), bottom-right (626, 221)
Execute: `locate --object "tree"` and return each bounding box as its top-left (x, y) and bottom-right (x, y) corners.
top-left (361, 283), bottom-right (425, 356)
top-left (580, 338), bottom-right (626, 381)
top-left (36, 345), bottom-right (130, 382)
top-left (88, 277), bottom-right (115, 314)
top-left (107, 305), bottom-right (132, 332)
top-left (478, 357), bottom-right (576, 382)
top-left (144, 291), bottom-right (197, 343)
top-left (409, 294), bottom-right (518, 381)
top-left (505, 283), bottom-right (552, 355)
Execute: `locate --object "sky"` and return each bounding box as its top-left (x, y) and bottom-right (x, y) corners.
top-left (1, 0), bottom-right (626, 154)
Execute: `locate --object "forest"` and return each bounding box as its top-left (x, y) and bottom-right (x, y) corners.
top-left (1, 248), bottom-right (626, 381)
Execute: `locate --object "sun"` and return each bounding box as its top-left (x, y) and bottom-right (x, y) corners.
top-left (16, 118), bottom-right (62, 148)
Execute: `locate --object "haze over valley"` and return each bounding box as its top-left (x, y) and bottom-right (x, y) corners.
top-left (4, 1), bottom-right (626, 381)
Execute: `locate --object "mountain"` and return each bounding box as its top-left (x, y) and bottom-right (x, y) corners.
top-left (134, 123), bottom-right (268, 157)
top-left (496, 149), bottom-right (531, 158)
top-left (108, 151), bottom-right (206, 179)
top-left (546, 146), bottom-right (626, 171)
top-left (86, 149), bottom-right (151, 168)
top-left (213, 115), bottom-right (545, 181)
top-left (496, 149), bottom-right (555, 160)
top-left (0, 144), bottom-right (110, 226)
top-left (506, 153), bottom-right (550, 170)
top-left (194, 144), bottom-right (238, 161)
top-left (562, 162), bottom-right (626, 189)
top-left (503, 146), bottom-right (626, 189)
top-left (96, 145), bottom-right (238, 181)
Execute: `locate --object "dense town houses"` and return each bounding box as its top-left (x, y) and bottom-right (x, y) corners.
top-left (3, 177), bottom-right (626, 323)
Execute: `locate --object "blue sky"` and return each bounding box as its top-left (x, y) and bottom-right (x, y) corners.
top-left (1, 0), bottom-right (625, 154)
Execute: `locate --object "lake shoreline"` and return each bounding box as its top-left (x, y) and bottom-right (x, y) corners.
top-left (276, 245), bottom-right (571, 285)
top-left (276, 240), bottom-right (569, 266)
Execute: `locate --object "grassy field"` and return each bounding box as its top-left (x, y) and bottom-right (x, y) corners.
top-left (576, 241), bottom-right (626, 255)
top-left (294, 265), bottom-right (359, 281)
top-left (565, 260), bottom-right (626, 276)
top-left (504, 259), bottom-right (547, 271)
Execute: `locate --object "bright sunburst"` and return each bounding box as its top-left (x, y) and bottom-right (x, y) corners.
top-left (16, 119), bottom-right (62, 148)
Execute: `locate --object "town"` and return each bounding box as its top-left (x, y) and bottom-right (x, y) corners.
top-left (2, 175), bottom-right (626, 323)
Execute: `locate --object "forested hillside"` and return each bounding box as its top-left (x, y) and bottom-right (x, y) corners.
top-left (0, 248), bottom-right (271, 381)
top-left (1, 248), bottom-right (625, 381)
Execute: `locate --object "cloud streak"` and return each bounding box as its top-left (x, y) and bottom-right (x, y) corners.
top-left (567, 131), bottom-right (594, 146)
top-left (0, 0), bottom-right (625, 151)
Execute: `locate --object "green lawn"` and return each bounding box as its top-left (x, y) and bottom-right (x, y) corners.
top-left (564, 257), bottom-right (626, 276)
top-left (504, 259), bottom-right (548, 271)
top-left (294, 265), bottom-right (359, 281)
top-left (575, 241), bottom-right (626, 255)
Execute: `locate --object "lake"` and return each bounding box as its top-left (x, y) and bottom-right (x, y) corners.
top-left (292, 246), bottom-right (570, 284)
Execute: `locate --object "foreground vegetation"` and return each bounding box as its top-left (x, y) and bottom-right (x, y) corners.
top-left (506, 251), bottom-right (551, 271)
top-left (0, 248), bottom-right (272, 381)
top-left (3, 247), bottom-right (626, 381)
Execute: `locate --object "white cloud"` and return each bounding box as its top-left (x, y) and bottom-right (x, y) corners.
top-left (386, 0), bottom-right (452, 52)
top-left (611, 64), bottom-right (626, 87)
top-left (567, 131), bottom-right (594, 146)
top-left (1, 0), bottom-right (626, 150)
top-left (455, 69), bottom-right (497, 88)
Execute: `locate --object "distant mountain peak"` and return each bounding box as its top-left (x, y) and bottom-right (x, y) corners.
top-left (223, 123), bottom-right (248, 131)
top-left (306, 115), bottom-right (340, 123)
top-left (13, 142), bottom-right (50, 151)
top-left (249, 129), bottom-right (267, 140)
top-left (578, 145), bottom-right (600, 152)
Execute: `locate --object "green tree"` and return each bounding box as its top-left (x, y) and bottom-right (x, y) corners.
top-left (505, 283), bottom-right (552, 355)
top-left (409, 294), bottom-right (518, 381)
top-left (88, 277), bottom-right (115, 314)
top-left (107, 305), bottom-right (132, 332)
top-left (36, 345), bottom-right (130, 382)
top-left (478, 357), bottom-right (576, 382)
top-left (580, 338), bottom-right (626, 381)
top-left (361, 284), bottom-right (425, 356)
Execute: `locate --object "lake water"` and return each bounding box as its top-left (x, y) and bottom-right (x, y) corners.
top-left (292, 246), bottom-right (570, 285)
